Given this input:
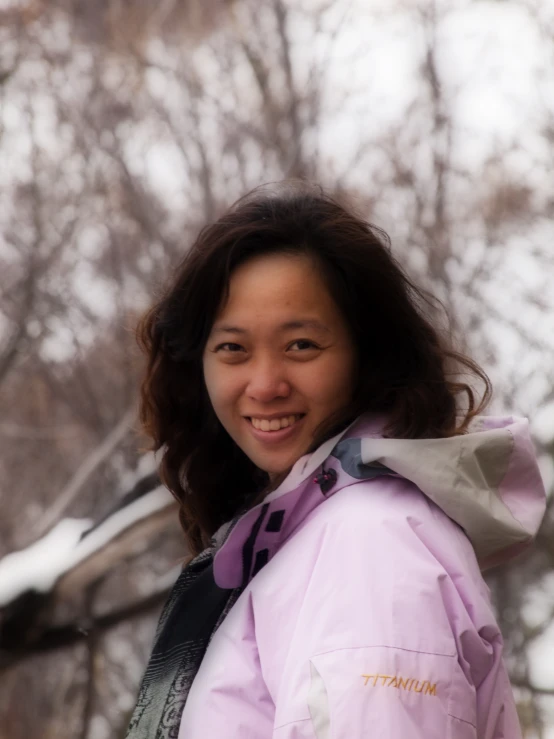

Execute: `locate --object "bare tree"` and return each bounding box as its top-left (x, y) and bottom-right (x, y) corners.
top-left (1, 1), bottom-right (553, 737)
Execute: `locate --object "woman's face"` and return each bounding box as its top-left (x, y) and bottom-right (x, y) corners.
top-left (203, 253), bottom-right (358, 481)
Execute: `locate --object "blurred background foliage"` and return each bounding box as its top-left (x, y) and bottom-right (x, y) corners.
top-left (1, 0), bottom-right (554, 737)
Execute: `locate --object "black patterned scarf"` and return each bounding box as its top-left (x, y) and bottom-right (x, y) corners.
top-left (125, 513), bottom-right (245, 739)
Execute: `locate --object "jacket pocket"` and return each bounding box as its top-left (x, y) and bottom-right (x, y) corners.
top-left (306, 645), bottom-right (477, 739)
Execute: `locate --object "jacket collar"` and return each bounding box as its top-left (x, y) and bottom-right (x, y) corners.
top-left (212, 413), bottom-right (546, 586)
top-left (212, 413), bottom-right (390, 589)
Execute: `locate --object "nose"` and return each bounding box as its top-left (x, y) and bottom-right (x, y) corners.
top-left (246, 357), bottom-right (291, 403)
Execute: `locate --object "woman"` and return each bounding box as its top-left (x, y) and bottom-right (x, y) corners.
top-left (126, 181), bottom-right (545, 738)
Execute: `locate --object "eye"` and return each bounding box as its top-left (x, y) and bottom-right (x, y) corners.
top-left (213, 342), bottom-right (244, 353)
top-left (289, 339), bottom-right (320, 351)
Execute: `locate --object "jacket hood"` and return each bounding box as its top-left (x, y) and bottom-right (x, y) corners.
top-left (212, 413), bottom-right (546, 589)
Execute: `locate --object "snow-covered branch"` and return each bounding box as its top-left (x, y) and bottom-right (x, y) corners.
top-left (0, 466), bottom-right (179, 661)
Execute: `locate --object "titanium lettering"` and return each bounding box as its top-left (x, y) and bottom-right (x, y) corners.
top-left (361, 673), bottom-right (438, 697)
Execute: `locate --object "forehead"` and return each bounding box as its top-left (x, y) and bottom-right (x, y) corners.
top-left (216, 253), bottom-right (337, 323)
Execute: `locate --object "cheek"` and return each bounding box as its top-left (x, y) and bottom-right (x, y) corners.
top-left (202, 359), bottom-right (223, 410)
top-left (306, 353), bottom-right (357, 404)
top-left (330, 367), bottom-right (355, 401)
top-left (203, 361), bottom-right (240, 413)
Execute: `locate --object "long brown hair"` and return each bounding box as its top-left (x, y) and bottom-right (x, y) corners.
top-left (137, 181), bottom-right (491, 557)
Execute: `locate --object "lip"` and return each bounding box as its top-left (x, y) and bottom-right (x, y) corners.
top-left (245, 414), bottom-right (306, 445)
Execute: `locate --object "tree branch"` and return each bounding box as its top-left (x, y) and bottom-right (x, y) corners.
top-left (33, 406), bottom-right (138, 538)
top-left (0, 587), bottom-right (171, 671)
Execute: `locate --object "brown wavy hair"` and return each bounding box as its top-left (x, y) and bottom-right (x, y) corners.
top-left (137, 181), bottom-right (491, 557)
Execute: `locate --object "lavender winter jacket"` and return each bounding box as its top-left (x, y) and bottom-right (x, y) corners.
top-left (178, 413), bottom-right (545, 738)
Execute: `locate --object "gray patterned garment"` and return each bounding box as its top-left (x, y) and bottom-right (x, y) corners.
top-left (125, 514), bottom-right (245, 739)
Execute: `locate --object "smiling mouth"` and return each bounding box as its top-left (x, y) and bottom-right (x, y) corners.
top-left (246, 414), bottom-right (305, 432)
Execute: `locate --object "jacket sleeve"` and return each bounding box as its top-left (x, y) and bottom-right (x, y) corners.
top-left (263, 486), bottom-right (522, 739)
top-left (290, 641), bottom-right (515, 739)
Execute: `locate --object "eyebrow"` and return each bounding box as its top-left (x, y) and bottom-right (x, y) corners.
top-left (211, 320), bottom-right (331, 336)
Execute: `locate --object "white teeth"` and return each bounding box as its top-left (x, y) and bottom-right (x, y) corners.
top-left (251, 415), bottom-right (302, 431)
